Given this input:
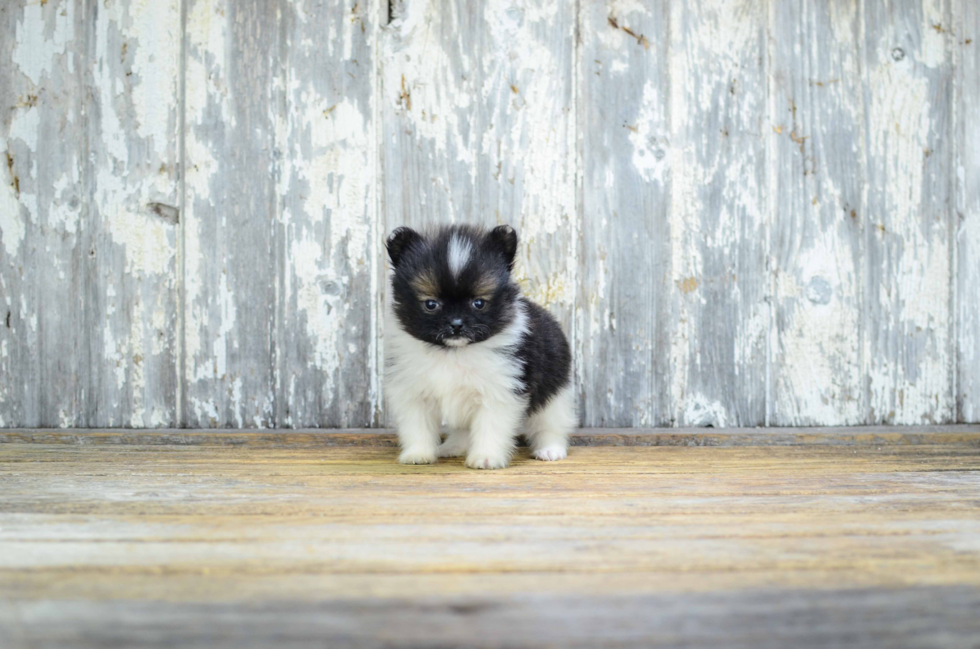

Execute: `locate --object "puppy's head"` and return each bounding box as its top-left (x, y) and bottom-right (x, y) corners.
top-left (386, 224), bottom-right (520, 348)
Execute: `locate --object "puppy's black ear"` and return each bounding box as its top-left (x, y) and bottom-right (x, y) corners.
top-left (386, 227), bottom-right (422, 267)
top-left (488, 225), bottom-right (518, 271)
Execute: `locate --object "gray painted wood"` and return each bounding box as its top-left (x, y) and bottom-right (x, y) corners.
top-left (7, 588), bottom-right (980, 649)
top-left (956, 0), bottom-right (980, 422)
top-left (275, 0), bottom-right (380, 427)
top-left (0, 1), bottom-right (86, 427)
top-left (0, 0), bottom-right (180, 428)
top-left (769, 0), bottom-right (865, 426)
top-left (182, 0), bottom-right (280, 428)
top-left (380, 0), bottom-right (577, 355)
top-left (577, 1), bottom-right (670, 427)
top-left (863, 0), bottom-right (954, 425)
top-left (86, 0), bottom-right (182, 427)
top-left (183, 0), bottom-right (379, 428)
top-left (1, 0), bottom-right (978, 428)
top-left (667, 0), bottom-right (769, 427)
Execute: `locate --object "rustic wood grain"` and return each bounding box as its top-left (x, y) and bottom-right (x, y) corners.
top-left (380, 0), bottom-right (577, 380)
top-left (183, 0), bottom-right (380, 428)
top-left (0, 1), bottom-right (181, 428)
top-left (577, 1), bottom-right (670, 427)
top-left (956, 0), bottom-right (980, 422)
top-left (769, 0), bottom-right (865, 426)
top-left (667, 0), bottom-right (769, 427)
top-left (863, 0), bottom-right (955, 425)
top-left (3, 0), bottom-right (979, 430)
top-left (3, 588), bottom-right (978, 649)
top-left (275, 0), bottom-right (380, 427)
top-left (1, 441), bottom-right (979, 647)
top-left (0, 1), bottom-right (87, 427)
top-left (87, 0), bottom-right (182, 427)
top-left (182, 0), bottom-right (279, 427)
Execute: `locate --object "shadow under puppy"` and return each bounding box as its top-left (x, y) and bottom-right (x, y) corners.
top-left (385, 224), bottom-right (576, 469)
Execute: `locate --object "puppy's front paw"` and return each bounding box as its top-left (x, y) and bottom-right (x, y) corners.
top-left (464, 454), bottom-right (510, 470)
top-left (532, 445), bottom-right (567, 462)
top-left (399, 449), bottom-right (437, 465)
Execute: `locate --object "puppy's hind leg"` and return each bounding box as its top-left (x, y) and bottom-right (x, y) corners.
top-left (525, 385), bottom-right (576, 462)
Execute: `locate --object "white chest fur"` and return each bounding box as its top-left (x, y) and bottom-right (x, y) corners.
top-left (384, 304), bottom-right (529, 429)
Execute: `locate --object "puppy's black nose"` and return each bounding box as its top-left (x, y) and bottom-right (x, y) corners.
top-left (450, 318), bottom-right (463, 334)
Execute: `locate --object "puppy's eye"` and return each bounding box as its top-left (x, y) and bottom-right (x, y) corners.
top-left (423, 299), bottom-right (440, 312)
top-left (471, 299), bottom-right (487, 310)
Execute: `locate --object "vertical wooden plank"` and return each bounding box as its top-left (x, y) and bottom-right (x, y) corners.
top-left (1, 1), bottom-right (87, 427)
top-left (182, 0), bottom-right (280, 427)
top-left (1, 0), bottom-right (181, 428)
top-left (185, 0), bottom-right (379, 428)
top-left (956, 0), bottom-right (979, 422)
top-left (769, 0), bottom-right (865, 426)
top-left (863, 0), bottom-right (954, 424)
top-left (85, 0), bottom-right (182, 426)
top-left (183, 0), bottom-right (279, 427)
top-left (577, 2), bottom-right (669, 426)
top-left (667, 0), bottom-right (768, 427)
top-left (381, 0), bottom-right (577, 417)
top-left (275, 0), bottom-right (379, 427)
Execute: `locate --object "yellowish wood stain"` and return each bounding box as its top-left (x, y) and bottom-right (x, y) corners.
top-left (2, 441), bottom-right (979, 604)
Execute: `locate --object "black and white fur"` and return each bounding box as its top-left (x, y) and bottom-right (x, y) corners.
top-left (385, 224), bottom-right (575, 469)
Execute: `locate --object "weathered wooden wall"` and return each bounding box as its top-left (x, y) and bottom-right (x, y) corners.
top-left (0, 0), bottom-right (977, 428)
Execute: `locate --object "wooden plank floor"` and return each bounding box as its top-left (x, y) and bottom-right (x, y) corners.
top-left (2, 429), bottom-right (980, 648)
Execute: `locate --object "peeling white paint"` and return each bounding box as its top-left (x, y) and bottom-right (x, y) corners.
top-left (149, 406), bottom-right (170, 428)
top-left (183, 0), bottom-right (229, 391)
top-left (919, 0), bottom-right (948, 68)
top-left (181, 132), bottom-right (217, 382)
top-left (275, 0), bottom-right (378, 425)
top-left (185, 0), bottom-right (236, 131)
top-left (2, 104), bottom-right (41, 257)
top-left (668, 0), bottom-right (767, 426)
top-left (956, 0), bottom-right (980, 422)
top-left (0, 141), bottom-right (25, 257)
top-left (2, 0), bottom-right (972, 429)
top-left (628, 80), bottom-right (669, 184)
top-left (866, 22), bottom-right (952, 424)
top-left (12, 3), bottom-right (74, 86)
top-left (128, 0), bottom-right (181, 148)
top-left (212, 269), bottom-right (237, 381)
top-left (104, 199), bottom-right (175, 276)
top-left (767, 0), bottom-right (867, 427)
top-left (127, 294), bottom-right (146, 426)
top-left (47, 172), bottom-right (81, 234)
top-left (302, 99), bottom-right (372, 266)
top-left (386, 0), bottom-right (475, 171)
top-left (774, 235), bottom-right (863, 425)
top-left (290, 238), bottom-right (344, 374)
top-left (8, 104), bottom-right (39, 154)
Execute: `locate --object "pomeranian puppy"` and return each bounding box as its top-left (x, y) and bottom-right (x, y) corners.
top-left (385, 224), bottom-right (575, 469)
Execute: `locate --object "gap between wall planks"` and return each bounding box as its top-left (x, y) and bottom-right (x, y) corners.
top-left (0, 0), bottom-right (977, 429)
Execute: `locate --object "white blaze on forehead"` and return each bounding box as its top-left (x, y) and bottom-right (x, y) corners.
top-left (447, 233), bottom-right (473, 278)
